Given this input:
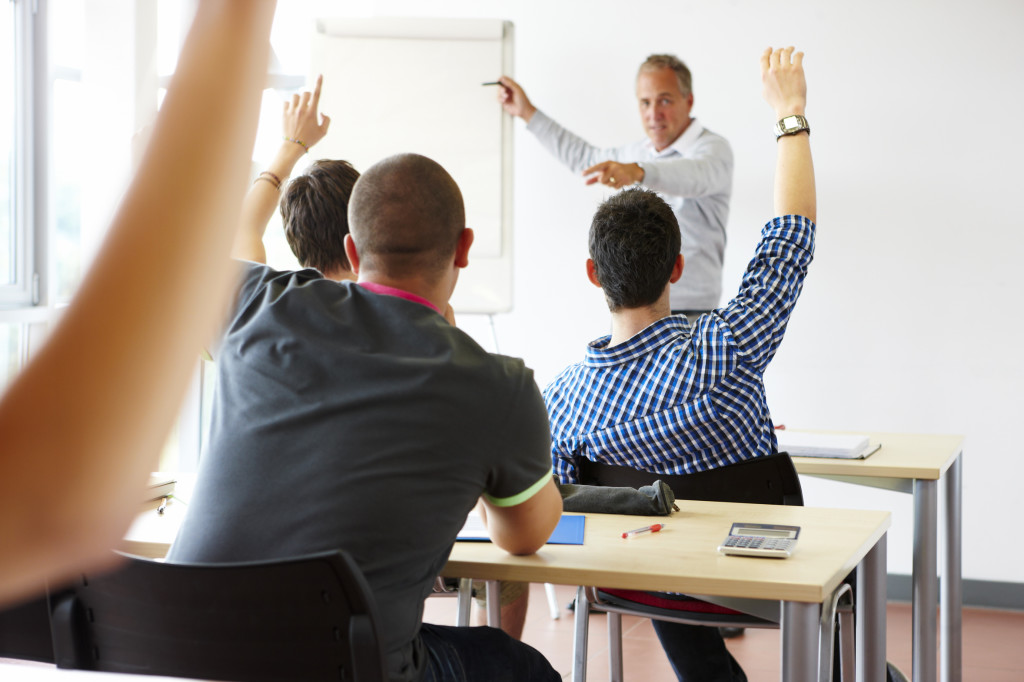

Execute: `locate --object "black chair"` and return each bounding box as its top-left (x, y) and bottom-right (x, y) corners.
top-left (575, 452), bottom-right (854, 682)
top-left (578, 451), bottom-right (804, 506)
top-left (0, 593), bottom-right (54, 663)
top-left (48, 550), bottom-right (388, 682)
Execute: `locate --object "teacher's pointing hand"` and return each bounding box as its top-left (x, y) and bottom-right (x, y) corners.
top-left (584, 160), bottom-right (645, 190)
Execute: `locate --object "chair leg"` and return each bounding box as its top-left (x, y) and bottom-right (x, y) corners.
top-left (572, 586), bottom-right (590, 682)
top-left (544, 583), bottom-right (561, 619)
top-left (838, 601), bottom-right (855, 682)
top-left (607, 611), bottom-right (624, 682)
top-left (818, 583), bottom-right (853, 682)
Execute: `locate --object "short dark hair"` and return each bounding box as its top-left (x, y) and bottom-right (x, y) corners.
top-left (588, 188), bottom-right (680, 311)
top-left (279, 159), bottom-right (360, 273)
top-left (638, 54), bottom-right (692, 96)
top-left (347, 153), bottom-right (465, 278)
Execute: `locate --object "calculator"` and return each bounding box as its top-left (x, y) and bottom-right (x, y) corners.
top-left (718, 522), bottom-right (800, 558)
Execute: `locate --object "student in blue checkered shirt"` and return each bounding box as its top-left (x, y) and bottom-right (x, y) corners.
top-left (543, 47), bottom-right (815, 682)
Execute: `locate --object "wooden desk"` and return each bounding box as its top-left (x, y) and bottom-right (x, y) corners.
top-left (443, 501), bottom-right (891, 682)
top-left (122, 488), bottom-right (890, 682)
top-left (790, 431), bottom-right (964, 682)
top-left (121, 496), bottom-right (188, 559)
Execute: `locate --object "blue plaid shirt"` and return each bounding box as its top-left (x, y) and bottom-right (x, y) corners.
top-left (544, 215), bottom-right (815, 484)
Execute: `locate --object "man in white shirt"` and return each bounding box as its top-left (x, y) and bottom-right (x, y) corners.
top-left (498, 55), bottom-right (733, 314)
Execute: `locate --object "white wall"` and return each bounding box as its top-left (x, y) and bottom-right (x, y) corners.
top-left (290, 0), bottom-right (1024, 583)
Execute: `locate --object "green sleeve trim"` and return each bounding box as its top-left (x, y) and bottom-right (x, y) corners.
top-left (483, 468), bottom-right (553, 508)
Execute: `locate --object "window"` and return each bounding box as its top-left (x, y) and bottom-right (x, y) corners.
top-left (1, 0), bottom-right (35, 307)
top-left (1, 5), bottom-right (14, 287)
top-left (49, 0), bottom-right (85, 304)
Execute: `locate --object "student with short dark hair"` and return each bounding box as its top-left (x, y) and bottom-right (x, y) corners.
top-left (544, 47), bottom-right (815, 682)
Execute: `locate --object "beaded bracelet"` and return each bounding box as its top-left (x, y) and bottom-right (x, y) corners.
top-left (284, 136), bottom-right (309, 153)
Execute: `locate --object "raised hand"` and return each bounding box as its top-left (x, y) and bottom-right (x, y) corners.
top-left (760, 47), bottom-right (807, 119)
top-left (283, 74), bottom-right (331, 154)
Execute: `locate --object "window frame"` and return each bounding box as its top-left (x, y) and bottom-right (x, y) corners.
top-left (1, 0), bottom-right (40, 308)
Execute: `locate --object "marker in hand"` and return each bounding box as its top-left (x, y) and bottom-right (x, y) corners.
top-left (621, 523), bottom-right (665, 539)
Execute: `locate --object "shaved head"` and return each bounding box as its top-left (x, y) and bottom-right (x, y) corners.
top-left (348, 153), bottom-right (465, 277)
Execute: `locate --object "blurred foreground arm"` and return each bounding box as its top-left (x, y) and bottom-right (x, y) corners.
top-left (761, 46), bottom-right (815, 222)
top-left (0, 0), bottom-right (275, 605)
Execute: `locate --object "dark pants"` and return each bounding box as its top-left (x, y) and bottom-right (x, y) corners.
top-left (651, 620), bottom-right (747, 682)
top-left (418, 623), bottom-right (560, 682)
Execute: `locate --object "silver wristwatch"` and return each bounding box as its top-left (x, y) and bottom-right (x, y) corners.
top-left (774, 114), bottom-right (810, 140)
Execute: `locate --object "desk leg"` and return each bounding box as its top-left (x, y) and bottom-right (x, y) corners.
top-left (456, 577), bottom-right (472, 627)
top-left (857, 533), bottom-right (887, 682)
top-left (913, 479), bottom-right (938, 682)
top-left (486, 580), bottom-right (500, 628)
top-left (572, 586), bottom-right (590, 682)
top-left (781, 601), bottom-right (819, 682)
top-left (942, 454), bottom-right (963, 682)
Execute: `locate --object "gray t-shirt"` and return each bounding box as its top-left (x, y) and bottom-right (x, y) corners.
top-left (168, 263), bottom-right (553, 682)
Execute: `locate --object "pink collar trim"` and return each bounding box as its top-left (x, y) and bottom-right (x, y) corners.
top-left (357, 281), bottom-right (441, 313)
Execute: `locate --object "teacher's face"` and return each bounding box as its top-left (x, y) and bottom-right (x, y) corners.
top-left (636, 67), bottom-right (693, 152)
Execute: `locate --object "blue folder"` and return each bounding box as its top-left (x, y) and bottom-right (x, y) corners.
top-left (457, 514), bottom-right (585, 545)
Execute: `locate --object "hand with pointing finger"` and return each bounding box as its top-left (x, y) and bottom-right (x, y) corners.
top-left (583, 160), bottom-right (645, 190)
top-left (283, 74), bottom-right (331, 154)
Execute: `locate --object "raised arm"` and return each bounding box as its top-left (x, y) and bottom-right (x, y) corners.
top-left (0, 0), bottom-right (275, 605)
top-left (233, 74), bottom-right (331, 263)
top-left (761, 47), bottom-right (815, 222)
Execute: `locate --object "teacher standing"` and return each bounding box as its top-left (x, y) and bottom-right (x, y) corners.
top-left (498, 55), bottom-right (733, 315)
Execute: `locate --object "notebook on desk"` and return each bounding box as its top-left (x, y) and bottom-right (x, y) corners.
top-left (776, 431), bottom-right (881, 460)
top-left (146, 474), bottom-right (177, 501)
top-left (457, 512), bottom-right (585, 545)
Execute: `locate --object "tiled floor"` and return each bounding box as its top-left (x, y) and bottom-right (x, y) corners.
top-left (423, 582), bottom-right (1024, 681)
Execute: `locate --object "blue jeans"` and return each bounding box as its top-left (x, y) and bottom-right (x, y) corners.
top-left (651, 620), bottom-right (747, 682)
top-left (418, 623), bottom-right (560, 682)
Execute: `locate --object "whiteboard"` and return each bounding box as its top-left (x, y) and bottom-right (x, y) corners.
top-left (312, 18), bottom-right (514, 314)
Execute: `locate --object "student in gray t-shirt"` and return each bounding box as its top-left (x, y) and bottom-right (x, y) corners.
top-left (169, 152), bottom-right (563, 682)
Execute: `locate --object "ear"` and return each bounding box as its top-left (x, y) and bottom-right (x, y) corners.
top-left (344, 234), bottom-right (361, 275)
top-left (669, 254), bottom-right (684, 283)
top-left (586, 259), bottom-right (603, 288)
top-left (454, 228), bottom-right (474, 269)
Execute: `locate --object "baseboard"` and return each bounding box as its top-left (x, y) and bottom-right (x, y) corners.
top-left (887, 574), bottom-right (1024, 611)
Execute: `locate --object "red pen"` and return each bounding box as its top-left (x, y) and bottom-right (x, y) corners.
top-left (621, 523), bottom-right (665, 539)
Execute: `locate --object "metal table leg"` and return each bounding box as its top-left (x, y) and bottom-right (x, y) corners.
top-left (486, 579), bottom-right (500, 628)
top-left (857, 532), bottom-right (887, 682)
top-left (572, 585), bottom-right (590, 682)
top-left (913, 479), bottom-right (938, 682)
top-left (456, 577), bottom-right (472, 626)
top-left (781, 600), bottom-right (819, 682)
top-left (942, 453), bottom-right (963, 682)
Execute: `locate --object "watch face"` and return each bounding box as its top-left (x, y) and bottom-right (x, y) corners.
top-left (782, 116), bottom-right (801, 129)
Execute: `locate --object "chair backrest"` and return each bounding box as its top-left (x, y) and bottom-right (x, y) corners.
top-left (578, 451), bottom-right (804, 506)
top-left (48, 550), bottom-right (388, 682)
top-left (0, 593), bottom-right (54, 663)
